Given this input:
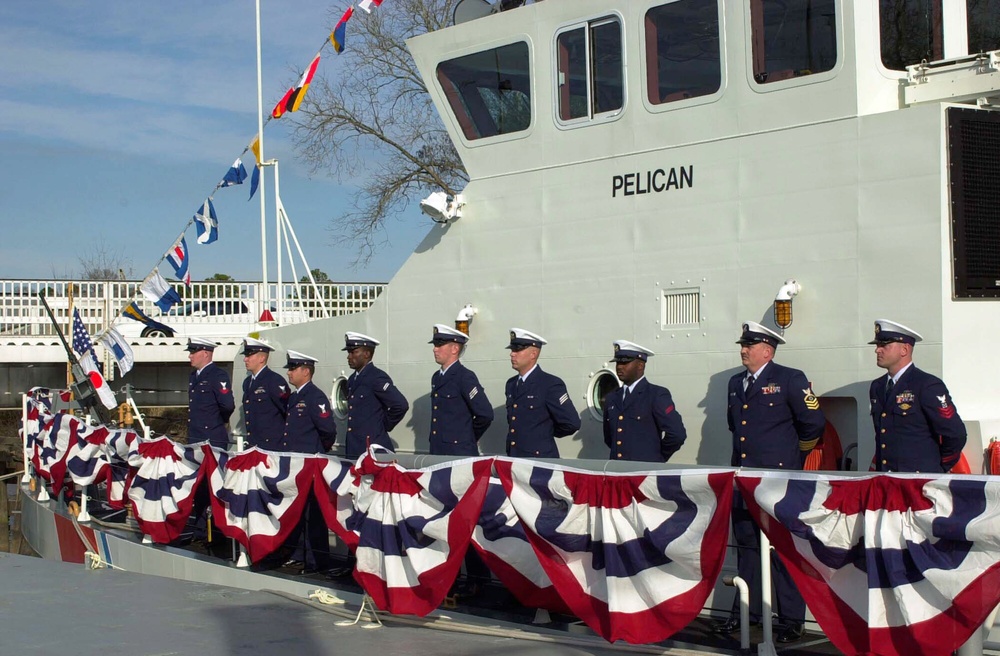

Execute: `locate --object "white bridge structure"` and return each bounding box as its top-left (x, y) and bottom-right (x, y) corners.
top-left (0, 278), bottom-right (385, 407)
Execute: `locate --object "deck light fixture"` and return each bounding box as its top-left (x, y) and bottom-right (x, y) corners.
top-left (455, 304), bottom-right (478, 335)
top-left (773, 279), bottom-right (801, 330)
top-left (420, 191), bottom-right (465, 224)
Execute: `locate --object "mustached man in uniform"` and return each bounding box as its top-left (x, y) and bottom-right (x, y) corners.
top-left (713, 322), bottom-right (826, 643)
top-left (428, 324), bottom-right (494, 456)
top-left (280, 350), bottom-right (336, 574)
top-left (186, 337), bottom-right (235, 549)
top-left (504, 328), bottom-right (580, 457)
top-left (343, 332), bottom-right (409, 460)
top-left (603, 340), bottom-right (686, 462)
top-left (187, 337), bottom-right (235, 449)
top-left (868, 319), bottom-right (966, 473)
top-left (240, 337), bottom-right (288, 449)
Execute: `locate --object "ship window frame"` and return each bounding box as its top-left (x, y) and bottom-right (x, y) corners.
top-left (967, 0), bottom-right (1000, 56)
top-left (877, 0), bottom-right (944, 72)
top-left (586, 368), bottom-right (621, 421)
top-left (747, 0), bottom-right (841, 89)
top-left (553, 13), bottom-right (626, 129)
top-left (331, 375), bottom-right (349, 420)
top-left (435, 40), bottom-right (533, 144)
top-left (642, 0), bottom-right (725, 110)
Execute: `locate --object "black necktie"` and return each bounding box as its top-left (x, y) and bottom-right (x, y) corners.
top-left (515, 377), bottom-right (522, 392)
top-left (622, 386), bottom-right (630, 403)
top-left (885, 377), bottom-right (894, 403)
top-left (744, 374), bottom-right (755, 393)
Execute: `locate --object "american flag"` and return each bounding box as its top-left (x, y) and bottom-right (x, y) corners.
top-left (495, 459), bottom-right (735, 644)
top-left (71, 309), bottom-right (96, 359)
top-left (737, 472), bottom-right (1000, 656)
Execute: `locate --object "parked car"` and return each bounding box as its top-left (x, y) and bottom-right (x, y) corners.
top-left (117, 299), bottom-right (261, 341)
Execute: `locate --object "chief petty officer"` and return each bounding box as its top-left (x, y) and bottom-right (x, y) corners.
top-left (868, 319), bottom-right (966, 473)
top-left (280, 350), bottom-right (337, 574)
top-left (428, 324), bottom-right (494, 456)
top-left (504, 328), bottom-right (580, 457)
top-left (603, 340), bottom-right (687, 462)
top-left (713, 321), bottom-right (826, 644)
top-left (187, 336), bottom-right (235, 449)
top-left (343, 331), bottom-right (409, 460)
top-left (240, 337), bottom-right (289, 449)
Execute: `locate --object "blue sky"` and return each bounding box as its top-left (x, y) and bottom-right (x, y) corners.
top-left (0, 1), bottom-right (432, 283)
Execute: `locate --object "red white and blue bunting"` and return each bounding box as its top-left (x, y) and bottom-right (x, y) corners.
top-left (21, 389), bottom-right (1000, 652)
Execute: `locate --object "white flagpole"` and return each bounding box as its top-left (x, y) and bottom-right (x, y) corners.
top-left (274, 159), bottom-right (284, 325)
top-left (255, 0), bottom-right (269, 306)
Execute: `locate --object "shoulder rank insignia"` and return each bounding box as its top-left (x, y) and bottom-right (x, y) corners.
top-left (803, 388), bottom-right (819, 410)
top-left (936, 394), bottom-right (956, 418)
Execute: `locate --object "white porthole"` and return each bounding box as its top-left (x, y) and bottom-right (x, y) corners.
top-left (331, 376), bottom-right (348, 420)
top-left (586, 368), bottom-right (621, 421)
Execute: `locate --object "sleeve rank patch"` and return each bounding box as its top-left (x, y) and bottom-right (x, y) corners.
top-left (468, 387), bottom-right (479, 400)
top-left (803, 388), bottom-right (819, 410)
top-left (559, 393), bottom-right (569, 405)
top-left (382, 382), bottom-right (390, 391)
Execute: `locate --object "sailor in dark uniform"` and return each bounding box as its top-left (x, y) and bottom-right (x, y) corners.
top-left (186, 336), bottom-right (235, 547)
top-left (868, 319), bottom-right (966, 473)
top-left (713, 322), bottom-right (826, 643)
top-left (187, 337), bottom-right (235, 449)
top-left (280, 350), bottom-right (336, 574)
top-left (602, 340), bottom-right (686, 462)
top-left (343, 331), bottom-right (409, 460)
top-left (240, 337), bottom-right (288, 450)
top-left (504, 328), bottom-right (580, 457)
top-left (428, 324), bottom-right (493, 456)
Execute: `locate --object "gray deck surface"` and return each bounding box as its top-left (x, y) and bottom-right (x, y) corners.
top-left (0, 553), bottom-right (688, 656)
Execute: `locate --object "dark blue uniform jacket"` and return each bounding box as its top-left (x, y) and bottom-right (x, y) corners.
top-left (603, 378), bottom-right (686, 462)
top-left (505, 366), bottom-right (580, 458)
top-left (279, 381), bottom-right (337, 454)
top-left (188, 362), bottom-right (235, 449)
top-left (241, 366), bottom-right (289, 449)
top-left (429, 361), bottom-right (493, 456)
top-left (346, 363), bottom-right (409, 459)
top-left (869, 365), bottom-right (966, 473)
top-left (727, 362), bottom-right (825, 468)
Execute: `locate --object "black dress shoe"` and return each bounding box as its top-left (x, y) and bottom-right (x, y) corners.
top-left (776, 621), bottom-right (804, 643)
top-left (710, 617), bottom-right (741, 634)
top-left (283, 559), bottom-right (305, 569)
top-left (326, 565), bottom-right (354, 579)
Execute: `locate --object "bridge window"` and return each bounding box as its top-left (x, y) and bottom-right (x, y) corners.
top-left (556, 16), bottom-right (624, 123)
top-left (436, 42), bottom-right (531, 141)
top-left (750, 0), bottom-right (838, 84)
top-left (645, 0), bottom-right (722, 105)
top-left (968, 0), bottom-right (1000, 55)
top-left (879, 1), bottom-right (943, 70)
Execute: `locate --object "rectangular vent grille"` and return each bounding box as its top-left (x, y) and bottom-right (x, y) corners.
top-left (948, 107), bottom-right (1000, 298)
top-left (661, 289), bottom-right (700, 329)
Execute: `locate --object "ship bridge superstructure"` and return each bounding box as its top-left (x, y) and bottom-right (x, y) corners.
top-left (265, 1), bottom-right (1000, 473)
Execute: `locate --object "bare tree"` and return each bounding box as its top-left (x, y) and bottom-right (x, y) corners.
top-left (78, 241), bottom-right (134, 280)
top-left (292, 0), bottom-right (468, 267)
